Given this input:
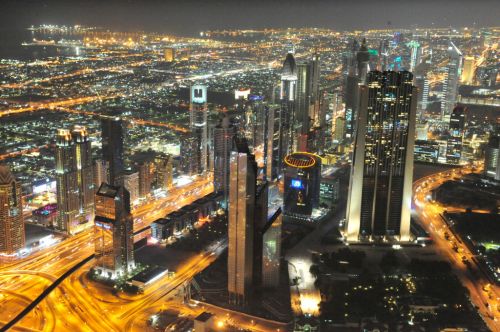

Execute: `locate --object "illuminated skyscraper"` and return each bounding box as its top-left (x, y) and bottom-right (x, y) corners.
top-left (261, 208), bottom-right (282, 288)
top-left (55, 127), bottom-right (94, 234)
top-left (461, 56), bottom-right (476, 85)
top-left (446, 106), bottom-right (467, 164)
top-left (280, 53), bottom-right (297, 162)
top-left (414, 74), bottom-right (429, 118)
top-left (295, 54), bottom-right (320, 138)
top-left (213, 114), bottom-right (236, 207)
top-left (190, 85), bottom-right (209, 174)
top-left (101, 113), bottom-right (125, 186)
top-left (164, 48), bottom-right (175, 62)
top-left (346, 71), bottom-right (416, 242)
top-left (228, 138), bottom-right (256, 305)
top-left (94, 183), bottom-right (134, 277)
top-left (0, 166), bottom-right (25, 254)
top-left (94, 159), bottom-right (109, 191)
top-left (154, 154), bottom-right (173, 190)
top-left (441, 42), bottom-right (463, 121)
top-left (356, 38), bottom-right (370, 84)
top-left (484, 134), bottom-right (500, 181)
top-left (265, 106), bottom-right (281, 181)
top-left (283, 152), bottom-right (322, 221)
top-left (344, 41), bottom-right (359, 140)
top-left (123, 170), bottom-right (139, 203)
top-left (407, 40), bottom-right (421, 72)
top-left (137, 160), bottom-right (154, 198)
top-left (180, 133), bottom-right (200, 175)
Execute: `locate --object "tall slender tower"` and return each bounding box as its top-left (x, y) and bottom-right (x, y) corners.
top-left (344, 40), bottom-right (360, 140)
top-left (101, 113), bottom-right (124, 186)
top-left (55, 127), bottom-right (95, 235)
top-left (228, 138), bottom-right (256, 305)
top-left (55, 129), bottom-right (79, 233)
top-left (441, 42), bottom-right (463, 122)
top-left (72, 126), bottom-right (95, 227)
top-left (154, 154), bottom-right (173, 190)
top-left (346, 71), bottom-right (416, 242)
top-left (190, 85), bottom-right (209, 174)
top-left (280, 53), bottom-right (297, 161)
top-left (0, 166), bottom-right (25, 254)
top-left (446, 106), bottom-right (467, 164)
top-left (213, 114), bottom-right (236, 207)
top-left (94, 183), bottom-right (134, 277)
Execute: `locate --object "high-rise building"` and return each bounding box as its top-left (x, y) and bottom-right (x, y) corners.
top-left (55, 127), bottom-right (94, 234)
top-left (407, 40), bottom-right (421, 72)
top-left (137, 161), bottom-right (154, 198)
top-left (344, 40), bottom-right (360, 140)
top-left (283, 152), bottom-right (322, 220)
top-left (72, 126), bottom-right (95, 228)
top-left (0, 166), bottom-right (25, 254)
top-left (414, 74), bottom-right (429, 118)
top-left (265, 106), bottom-right (281, 181)
top-left (441, 42), bottom-right (463, 121)
top-left (356, 38), bottom-right (370, 84)
top-left (123, 170), bottom-right (139, 204)
top-left (295, 54), bottom-right (320, 137)
top-left (190, 85), bottom-right (209, 174)
top-left (253, 181), bottom-right (268, 286)
top-left (180, 133), bottom-right (200, 175)
top-left (101, 113), bottom-right (125, 186)
top-left (345, 71), bottom-right (416, 242)
top-left (334, 117), bottom-right (346, 143)
top-left (213, 115), bottom-right (236, 207)
top-left (164, 48), bottom-right (175, 62)
top-left (94, 159), bottom-right (109, 192)
top-left (461, 56), bottom-right (476, 85)
top-left (484, 134), bottom-right (500, 181)
top-left (154, 154), bottom-right (173, 190)
top-left (416, 122), bottom-right (429, 141)
top-left (280, 53), bottom-right (297, 162)
top-left (261, 208), bottom-right (282, 288)
top-left (446, 106), bottom-right (467, 164)
top-left (228, 138), bottom-right (256, 305)
top-left (94, 183), bottom-right (134, 277)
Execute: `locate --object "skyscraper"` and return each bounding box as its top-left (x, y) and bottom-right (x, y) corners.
top-left (446, 106), bottom-right (467, 164)
top-left (101, 113), bottom-right (125, 186)
top-left (0, 166), bottom-right (25, 254)
top-left (228, 138), bottom-right (256, 305)
top-left (344, 40), bottom-right (360, 140)
top-left (280, 53), bottom-right (297, 161)
top-left (154, 154), bottom-right (173, 190)
top-left (485, 134), bottom-right (500, 181)
top-left (190, 85), bottom-right (209, 174)
top-left (55, 127), bottom-right (94, 235)
top-left (94, 183), bottom-right (134, 277)
top-left (265, 106), bottom-right (282, 181)
top-left (213, 114), bottom-right (236, 207)
top-left (441, 42), bottom-right (463, 121)
top-left (180, 133), bottom-right (200, 175)
top-left (283, 152), bottom-right (322, 220)
top-left (123, 170), bottom-right (139, 204)
top-left (261, 208), bottom-right (282, 288)
top-left (295, 54), bottom-right (320, 139)
top-left (407, 40), bottom-right (421, 72)
top-left (461, 56), bottom-right (476, 85)
top-left (345, 71), bottom-right (416, 242)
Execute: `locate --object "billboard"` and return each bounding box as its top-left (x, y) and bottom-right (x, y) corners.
top-left (191, 85), bottom-right (207, 104)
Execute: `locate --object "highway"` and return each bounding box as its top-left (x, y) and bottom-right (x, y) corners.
top-left (413, 165), bottom-right (500, 332)
top-left (0, 176), bottom-right (214, 331)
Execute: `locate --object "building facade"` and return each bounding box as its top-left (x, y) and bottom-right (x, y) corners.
top-left (94, 183), bottom-right (134, 277)
top-left (345, 71), bottom-right (416, 242)
top-left (0, 166), bottom-right (25, 254)
top-left (227, 138), bottom-right (256, 305)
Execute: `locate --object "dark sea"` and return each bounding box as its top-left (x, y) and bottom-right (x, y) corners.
top-left (0, 28), bottom-right (85, 61)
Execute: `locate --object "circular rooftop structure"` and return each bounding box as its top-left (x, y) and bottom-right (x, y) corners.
top-left (284, 152), bottom-right (319, 169)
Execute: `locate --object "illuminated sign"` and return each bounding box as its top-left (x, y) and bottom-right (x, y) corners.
top-left (191, 85), bottom-right (207, 104)
top-left (291, 179), bottom-right (303, 189)
top-left (368, 49), bottom-right (378, 56)
top-left (234, 88), bottom-right (251, 100)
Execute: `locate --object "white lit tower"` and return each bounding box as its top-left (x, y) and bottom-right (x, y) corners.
top-left (280, 53), bottom-right (297, 161)
top-left (346, 71), bottom-right (416, 243)
top-left (441, 42), bottom-right (463, 122)
top-left (190, 85), bottom-right (209, 174)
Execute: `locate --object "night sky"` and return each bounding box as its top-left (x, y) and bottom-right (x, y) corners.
top-left (1, 0), bottom-right (499, 35)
